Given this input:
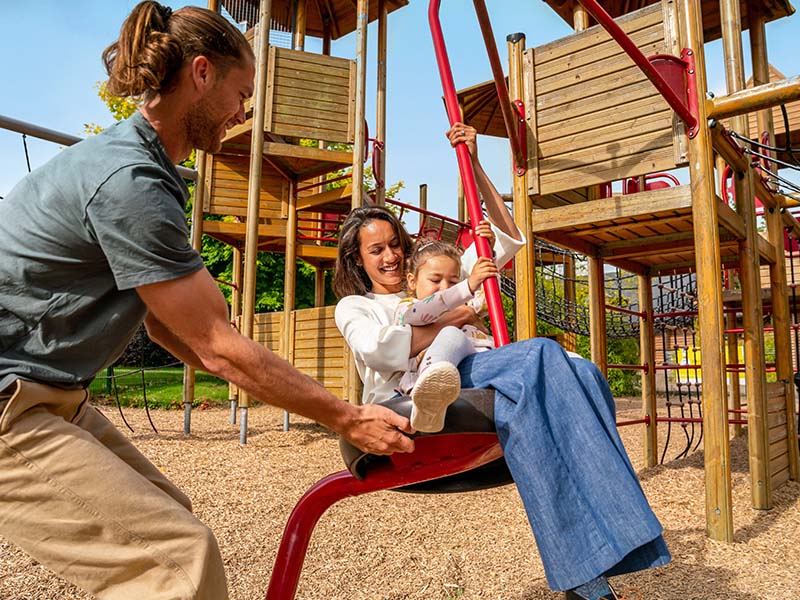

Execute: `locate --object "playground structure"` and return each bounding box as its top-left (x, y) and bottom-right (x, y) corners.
top-left (174, 0), bottom-right (800, 556)
top-left (2, 0), bottom-right (800, 593)
top-left (184, 0), bottom-right (800, 594)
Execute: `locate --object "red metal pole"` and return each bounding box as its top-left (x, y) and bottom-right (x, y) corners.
top-left (428, 0), bottom-right (510, 346)
top-left (575, 0), bottom-right (698, 132)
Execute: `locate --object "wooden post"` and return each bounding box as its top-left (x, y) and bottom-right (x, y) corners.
top-left (351, 0), bottom-right (369, 209)
top-left (374, 0), bottom-right (388, 205)
top-left (229, 246), bottom-right (243, 421)
top-left (239, 0), bottom-right (272, 437)
top-left (679, 0), bottom-right (733, 541)
top-left (282, 181), bottom-right (298, 431)
top-left (509, 33), bottom-right (535, 341)
top-left (314, 267), bottom-right (326, 307)
top-left (569, 3), bottom-right (589, 353)
top-left (639, 274), bottom-right (658, 467)
top-left (720, 0), bottom-right (771, 509)
top-left (750, 4), bottom-right (800, 482)
top-left (573, 3), bottom-right (590, 31)
top-left (419, 183), bottom-right (427, 212)
top-left (293, 0), bottom-right (307, 50)
top-left (564, 254), bottom-right (578, 352)
top-left (182, 150), bottom-right (208, 425)
top-left (588, 254), bottom-right (608, 377)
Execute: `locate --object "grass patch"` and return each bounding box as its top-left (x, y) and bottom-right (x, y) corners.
top-left (90, 366), bottom-right (229, 410)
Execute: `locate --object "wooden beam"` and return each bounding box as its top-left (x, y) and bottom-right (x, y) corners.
top-left (351, 0), bottom-right (369, 208)
top-left (509, 33), bottom-right (535, 340)
top-left (531, 186), bottom-right (692, 234)
top-left (708, 75), bottom-right (800, 121)
top-left (721, 0), bottom-right (771, 511)
top-left (374, 0), bottom-right (388, 205)
top-left (639, 274), bottom-right (658, 468)
top-left (750, 2), bottom-right (800, 483)
top-left (588, 255), bottom-right (608, 376)
top-left (240, 0), bottom-right (273, 420)
top-left (680, 0), bottom-right (733, 542)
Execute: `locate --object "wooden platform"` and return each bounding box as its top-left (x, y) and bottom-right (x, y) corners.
top-left (531, 185), bottom-right (775, 275)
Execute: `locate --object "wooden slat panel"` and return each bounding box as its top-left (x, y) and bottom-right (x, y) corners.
top-left (273, 103), bottom-right (350, 126)
top-left (273, 92), bottom-right (350, 113)
top-left (537, 65), bottom-right (661, 115)
top-left (770, 450), bottom-right (789, 475)
top-left (534, 4), bottom-right (663, 65)
top-left (539, 110), bottom-right (673, 158)
top-left (537, 79), bottom-right (658, 128)
top-left (540, 146), bottom-right (676, 195)
top-left (767, 409), bottom-right (787, 430)
top-left (536, 23), bottom-right (663, 83)
top-left (772, 466), bottom-right (790, 489)
top-left (271, 112), bottom-right (350, 134)
top-left (536, 33), bottom-right (664, 95)
top-left (294, 357), bottom-right (345, 369)
top-left (538, 95), bottom-right (672, 141)
top-left (275, 56), bottom-right (351, 79)
top-left (275, 47), bottom-right (354, 71)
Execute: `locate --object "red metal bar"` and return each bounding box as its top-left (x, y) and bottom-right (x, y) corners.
top-left (265, 433), bottom-right (503, 599)
top-left (472, 0), bottom-right (525, 175)
top-left (657, 417), bottom-right (748, 425)
top-left (575, 0), bottom-right (698, 133)
top-left (605, 303), bottom-right (647, 319)
top-left (607, 363), bottom-right (648, 372)
top-left (429, 0), bottom-right (510, 346)
top-left (616, 416), bottom-right (651, 427)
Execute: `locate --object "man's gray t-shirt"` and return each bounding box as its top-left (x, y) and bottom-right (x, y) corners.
top-left (0, 111), bottom-right (204, 391)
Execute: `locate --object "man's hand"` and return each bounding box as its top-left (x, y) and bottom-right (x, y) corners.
top-left (341, 404), bottom-right (416, 455)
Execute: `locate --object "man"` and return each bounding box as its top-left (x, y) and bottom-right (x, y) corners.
top-left (0, 2), bottom-right (413, 598)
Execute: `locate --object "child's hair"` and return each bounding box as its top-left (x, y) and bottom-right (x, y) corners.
top-left (406, 238), bottom-right (462, 280)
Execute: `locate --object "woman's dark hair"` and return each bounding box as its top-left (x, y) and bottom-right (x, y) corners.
top-left (406, 238), bottom-right (462, 283)
top-left (333, 205), bottom-right (413, 299)
top-left (103, 1), bottom-right (254, 100)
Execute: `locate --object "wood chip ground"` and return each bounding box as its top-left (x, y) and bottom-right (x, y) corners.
top-left (1, 398), bottom-right (798, 599)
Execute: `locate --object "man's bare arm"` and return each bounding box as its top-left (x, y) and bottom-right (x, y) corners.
top-left (136, 268), bottom-right (415, 454)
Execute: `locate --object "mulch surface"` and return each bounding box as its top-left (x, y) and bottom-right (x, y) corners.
top-left (1, 398), bottom-right (799, 599)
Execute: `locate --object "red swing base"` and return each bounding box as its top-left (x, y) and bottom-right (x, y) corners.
top-left (264, 432), bottom-right (503, 600)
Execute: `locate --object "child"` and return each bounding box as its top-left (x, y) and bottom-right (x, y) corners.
top-left (394, 234), bottom-right (499, 432)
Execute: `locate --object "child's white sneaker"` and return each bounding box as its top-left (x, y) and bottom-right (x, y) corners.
top-left (410, 361), bottom-right (461, 432)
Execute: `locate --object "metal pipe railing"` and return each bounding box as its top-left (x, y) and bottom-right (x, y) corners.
top-left (0, 114), bottom-right (197, 181)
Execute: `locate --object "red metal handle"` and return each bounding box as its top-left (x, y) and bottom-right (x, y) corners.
top-left (428, 0), bottom-right (510, 347)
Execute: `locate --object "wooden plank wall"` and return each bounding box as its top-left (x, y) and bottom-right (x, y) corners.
top-left (266, 47), bottom-right (356, 144)
top-left (290, 306), bottom-right (348, 399)
top-left (527, 2), bottom-right (685, 196)
top-left (767, 382), bottom-right (791, 488)
top-left (207, 153), bottom-right (288, 219)
top-left (252, 311), bottom-right (284, 355)
top-left (253, 307), bottom-right (351, 401)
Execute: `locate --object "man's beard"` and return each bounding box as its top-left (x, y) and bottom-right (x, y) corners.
top-left (183, 95), bottom-right (224, 154)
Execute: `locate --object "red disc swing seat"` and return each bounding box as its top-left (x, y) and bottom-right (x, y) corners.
top-left (264, 390), bottom-right (512, 599)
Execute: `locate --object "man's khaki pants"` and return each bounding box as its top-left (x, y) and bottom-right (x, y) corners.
top-left (0, 379), bottom-right (228, 599)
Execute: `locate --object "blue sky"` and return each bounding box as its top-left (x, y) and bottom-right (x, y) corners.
top-left (1, 1), bottom-right (797, 218)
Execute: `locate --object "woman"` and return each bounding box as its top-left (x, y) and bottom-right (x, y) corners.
top-left (333, 124), bottom-right (670, 600)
